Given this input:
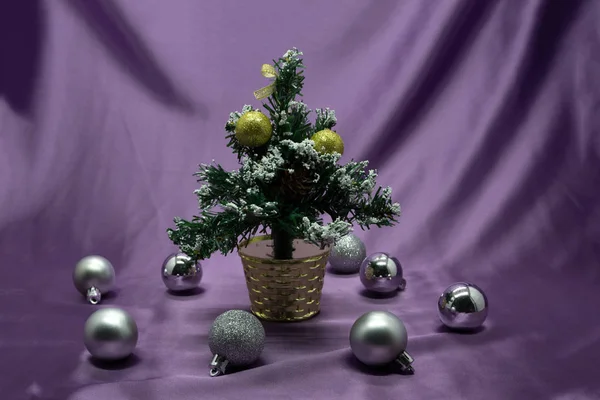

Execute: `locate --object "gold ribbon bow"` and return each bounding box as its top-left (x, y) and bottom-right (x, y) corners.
top-left (253, 64), bottom-right (278, 100)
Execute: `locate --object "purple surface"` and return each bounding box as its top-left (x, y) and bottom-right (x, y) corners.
top-left (1, 0), bottom-right (599, 399)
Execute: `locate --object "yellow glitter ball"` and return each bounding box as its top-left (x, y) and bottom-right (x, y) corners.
top-left (311, 129), bottom-right (344, 155)
top-left (235, 111), bottom-right (273, 147)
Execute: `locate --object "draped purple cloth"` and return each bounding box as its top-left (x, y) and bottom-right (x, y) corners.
top-left (1, 1), bottom-right (599, 399)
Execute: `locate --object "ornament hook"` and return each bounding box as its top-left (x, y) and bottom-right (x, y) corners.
top-left (394, 350), bottom-right (415, 374)
top-left (87, 287), bottom-right (102, 305)
top-left (209, 354), bottom-right (229, 377)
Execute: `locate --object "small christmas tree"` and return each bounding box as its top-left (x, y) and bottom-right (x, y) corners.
top-left (168, 48), bottom-right (401, 262)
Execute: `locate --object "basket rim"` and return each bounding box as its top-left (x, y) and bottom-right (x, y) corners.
top-left (238, 235), bottom-right (330, 264)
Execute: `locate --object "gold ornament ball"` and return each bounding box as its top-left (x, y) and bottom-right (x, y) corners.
top-left (311, 129), bottom-right (344, 155)
top-left (235, 111), bottom-right (273, 147)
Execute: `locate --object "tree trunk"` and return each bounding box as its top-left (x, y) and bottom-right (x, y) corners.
top-left (271, 226), bottom-right (295, 260)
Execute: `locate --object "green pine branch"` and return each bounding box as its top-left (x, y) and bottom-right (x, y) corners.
top-left (168, 48), bottom-right (402, 263)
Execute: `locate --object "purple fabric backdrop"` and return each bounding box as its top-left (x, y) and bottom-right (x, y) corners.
top-left (1, 0), bottom-right (599, 399)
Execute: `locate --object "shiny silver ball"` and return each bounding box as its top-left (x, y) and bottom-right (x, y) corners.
top-left (437, 282), bottom-right (488, 330)
top-left (161, 253), bottom-right (202, 292)
top-left (359, 252), bottom-right (406, 293)
top-left (349, 311), bottom-right (414, 373)
top-left (73, 255), bottom-right (116, 304)
top-left (84, 307), bottom-right (138, 361)
top-left (208, 310), bottom-right (265, 377)
top-left (329, 234), bottom-right (367, 274)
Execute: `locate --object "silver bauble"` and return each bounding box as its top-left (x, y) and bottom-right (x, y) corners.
top-left (359, 252), bottom-right (406, 293)
top-left (437, 282), bottom-right (488, 330)
top-left (349, 311), bottom-right (414, 373)
top-left (84, 307), bottom-right (138, 361)
top-left (73, 255), bottom-right (116, 304)
top-left (329, 233), bottom-right (367, 274)
top-left (161, 253), bottom-right (202, 292)
top-left (208, 310), bottom-right (265, 377)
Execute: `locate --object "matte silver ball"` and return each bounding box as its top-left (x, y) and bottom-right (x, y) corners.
top-left (329, 234), bottom-right (367, 274)
top-left (208, 310), bottom-right (265, 376)
top-left (73, 255), bottom-right (116, 304)
top-left (349, 311), bottom-right (408, 366)
top-left (359, 252), bottom-right (406, 293)
top-left (84, 307), bottom-right (138, 361)
top-left (437, 282), bottom-right (488, 330)
top-left (161, 253), bottom-right (202, 292)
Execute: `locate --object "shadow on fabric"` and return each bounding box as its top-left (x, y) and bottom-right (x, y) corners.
top-left (65, 0), bottom-right (200, 116)
top-left (343, 351), bottom-right (414, 378)
top-left (360, 0), bottom-right (497, 170)
top-left (88, 354), bottom-right (142, 370)
top-left (420, 0), bottom-right (585, 244)
top-left (0, 0), bottom-right (45, 117)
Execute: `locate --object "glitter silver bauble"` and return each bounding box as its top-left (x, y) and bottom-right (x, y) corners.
top-left (208, 310), bottom-right (265, 377)
top-left (84, 307), bottom-right (138, 361)
top-left (73, 255), bottom-right (116, 304)
top-left (437, 282), bottom-right (488, 330)
top-left (359, 252), bottom-right (406, 293)
top-left (349, 311), bottom-right (414, 373)
top-left (329, 234), bottom-right (367, 274)
top-left (161, 253), bottom-right (202, 292)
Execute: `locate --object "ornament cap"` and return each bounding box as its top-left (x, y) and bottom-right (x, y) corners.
top-left (86, 286), bottom-right (102, 305)
top-left (209, 354), bottom-right (229, 377)
top-left (399, 278), bottom-right (407, 291)
top-left (394, 350), bottom-right (415, 374)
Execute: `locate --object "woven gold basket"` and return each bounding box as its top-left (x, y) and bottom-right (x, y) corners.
top-left (238, 235), bottom-right (331, 322)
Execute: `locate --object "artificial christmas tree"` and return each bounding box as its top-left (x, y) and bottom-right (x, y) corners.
top-left (168, 48), bottom-right (401, 321)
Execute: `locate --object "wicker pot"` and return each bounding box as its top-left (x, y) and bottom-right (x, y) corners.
top-left (238, 235), bottom-right (331, 322)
